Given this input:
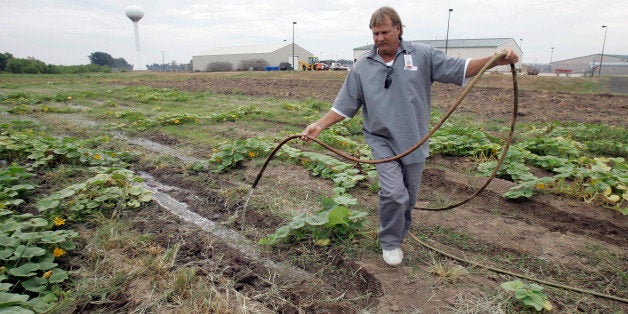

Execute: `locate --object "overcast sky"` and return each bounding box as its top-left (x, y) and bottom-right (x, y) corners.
top-left (2, 0), bottom-right (626, 67)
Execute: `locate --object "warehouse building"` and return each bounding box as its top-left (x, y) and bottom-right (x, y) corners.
top-left (550, 54), bottom-right (628, 76)
top-left (354, 38), bottom-right (522, 72)
top-left (192, 43), bottom-right (313, 72)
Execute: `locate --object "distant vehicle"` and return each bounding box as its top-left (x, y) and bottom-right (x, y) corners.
top-left (330, 62), bottom-right (348, 71)
top-left (299, 56), bottom-right (327, 71)
top-left (279, 62), bottom-right (293, 71)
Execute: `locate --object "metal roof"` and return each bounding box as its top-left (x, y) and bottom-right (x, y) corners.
top-left (199, 43), bottom-right (290, 56)
top-left (354, 38), bottom-right (512, 50)
top-left (552, 53), bottom-right (628, 63)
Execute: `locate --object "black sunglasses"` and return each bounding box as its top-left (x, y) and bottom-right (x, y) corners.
top-left (384, 66), bottom-right (393, 89)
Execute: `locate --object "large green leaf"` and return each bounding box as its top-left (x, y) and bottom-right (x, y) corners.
top-left (7, 263), bottom-right (40, 277)
top-left (47, 268), bottom-right (68, 283)
top-left (325, 206), bottom-right (350, 228)
top-left (0, 306), bottom-right (33, 314)
top-left (21, 277), bottom-right (47, 293)
top-left (305, 212), bottom-right (329, 226)
top-left (0, 249), bottom-right (14, 261)
top-left (0, 282), bottom-right (13, 292)
top-left (13, 245), bottom-right (46, 259)
top-left (287, 213), bottom-right (307, 229)
top-left (0, 220), bottom-right (20, 233)
top-left (21, 218), bottom-right (48, 229)
top-left (34, 199), bottom-right (59, 211)
top-left (0, 292), bottom-right (29, 306)
top-left (26, 292), bottom-right (57, 313)
top-left (0, 235), bottom-right (20, 248)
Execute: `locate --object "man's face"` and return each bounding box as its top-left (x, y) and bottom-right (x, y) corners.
top-left (371, 16), bottom-right (400, 56)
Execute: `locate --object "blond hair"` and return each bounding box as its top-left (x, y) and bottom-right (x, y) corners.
top-left (369, 6), bottom-right (404, 38)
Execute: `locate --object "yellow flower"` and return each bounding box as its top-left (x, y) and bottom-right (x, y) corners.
top-left (215, 157), bottom-right (222, 163)
top-left (535, 183), bottom-right (545, 189)
top-left (93, 154), bottom-right (101, 160)
top-left (53, 247), bottom-right (66, 258)
top-left (248, 151), bottom-right (257, 158)
top-left (67, 96), bottom-right (72, 100)
top-left (174, 119), bottom-right (180, 124)
top-left (53, 217), bottom-right (65, 226)
top-left (42, 270), bottom-right (53, 279)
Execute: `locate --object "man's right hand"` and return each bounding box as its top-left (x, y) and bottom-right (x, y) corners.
top-left (301, 123), bottom-right (323, 142)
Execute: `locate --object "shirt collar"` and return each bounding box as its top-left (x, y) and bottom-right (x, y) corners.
top-left (367, 37), bottom-right (414, 63)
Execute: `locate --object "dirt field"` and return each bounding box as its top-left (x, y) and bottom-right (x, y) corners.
top-left (125, 72), bottom-right (628, 128)
top-left (107, 72), bottom-right (627, 313)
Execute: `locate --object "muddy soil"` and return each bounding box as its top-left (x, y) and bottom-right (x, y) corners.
top-left (115, 73), bottom-right (627, 312)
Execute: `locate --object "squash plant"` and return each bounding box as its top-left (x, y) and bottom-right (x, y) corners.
top-left (258, 198), bottom-right (367, 246)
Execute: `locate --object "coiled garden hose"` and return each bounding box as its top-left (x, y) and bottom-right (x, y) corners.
top-left (249, 52), bottom-right (628, 303)
top-left (252, 50), bottom-right (517, 212)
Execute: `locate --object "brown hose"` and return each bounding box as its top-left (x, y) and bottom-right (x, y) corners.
top-left (249, 54), bottom-right (628, 303)
top-left (252, 51), bottom-right (518, 212)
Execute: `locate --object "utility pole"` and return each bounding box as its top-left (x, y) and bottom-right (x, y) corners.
top-left (599, 25), bottom-right (607, 77)
top-left (549, 47), bottom-right (554, 73)
top-left (445, 9), bottom-right (453, 55)
top-left (292, 21), bottom-right (297, 70)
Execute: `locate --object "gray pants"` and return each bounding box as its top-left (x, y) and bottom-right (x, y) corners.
top-left (376, 161), bottom-right (425, 250)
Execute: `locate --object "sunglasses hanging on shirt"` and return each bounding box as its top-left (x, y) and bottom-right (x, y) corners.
top-left (384, 66), bottom-right (394, 89)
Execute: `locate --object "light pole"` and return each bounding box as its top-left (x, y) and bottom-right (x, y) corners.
top-left (599, 25), bottom-right (607, 77)
top-left (549, 47), bottom-right (554, 73)
top-left (519, 38), bottom-right (523, 72)
top-left (445, 9), bottom-right (453, 55)
top-left (161, 51), bottom-right (165, 72)
top-left (292, 21), bottom-right (297, 70)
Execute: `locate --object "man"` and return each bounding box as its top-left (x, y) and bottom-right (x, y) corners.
top-left (301, 6), bottom-right (518, 266)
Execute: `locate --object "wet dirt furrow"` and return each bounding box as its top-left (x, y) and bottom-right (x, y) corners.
top-left (420, 167), bottom-right (627, 248)
top-left (136, 170), bottom-right (381, 312)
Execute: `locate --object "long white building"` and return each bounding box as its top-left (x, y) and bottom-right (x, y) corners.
top-left (550, 54), bottom-right (628, 76)
top-left (354, 38), bottom-right (522, 72)
top-left (192, 43), bottom-right (313, 72)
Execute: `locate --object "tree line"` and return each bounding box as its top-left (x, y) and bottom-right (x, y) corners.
top-left (0, 52), bottom-right (132, 74)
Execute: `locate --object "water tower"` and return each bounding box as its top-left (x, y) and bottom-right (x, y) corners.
top-left (125, 5), bottom-right (145, 70)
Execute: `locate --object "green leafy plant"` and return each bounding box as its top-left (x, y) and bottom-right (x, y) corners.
top-left (277, 146), bottom-right (366, 205)
top-left (317, 131), bottom-right (361, 156)
top-left (258, 198), bottom-right (367, 246)
top-left (501, 280), bottom-right (552, 312)
top-left (0, 165), bottom-right (36, 209)
top-left (157, 113), bottom-right (202, 125)
top-left (209, 105), bottom-right (262, 122)
top-left (35, 168), bottom-right (153, 222)
top-left (123, 86), bottom-right (190, 103)
top-left (208, 137), bottom-right (274, 172)
top-left (1, 208), bottom-right (79, 313)
top-left (431, 125), bottom-right (501, 157)
top-left (0, 127), bottom-right (130, 170)
top-left (477, 146), bottom-right (536, 182)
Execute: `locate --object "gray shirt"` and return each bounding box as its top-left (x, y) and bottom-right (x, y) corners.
top-left (332, 39), bottom-right (467, 164)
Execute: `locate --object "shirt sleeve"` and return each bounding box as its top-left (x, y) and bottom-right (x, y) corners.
top-left (462, 58), bottom-right (471, 87)
top-left (331, 68), bottom-right (363, 118)
top-left (331, 107), bottom-right (350, 118)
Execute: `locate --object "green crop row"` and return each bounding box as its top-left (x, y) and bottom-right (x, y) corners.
top-left (0, 122), bottom-right (152, 312)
